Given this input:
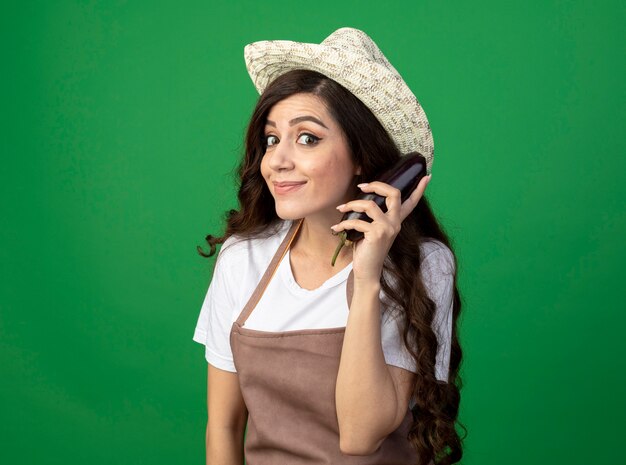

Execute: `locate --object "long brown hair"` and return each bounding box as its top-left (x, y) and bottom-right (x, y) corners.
top-left (197, 69), bottom-right (466, 464)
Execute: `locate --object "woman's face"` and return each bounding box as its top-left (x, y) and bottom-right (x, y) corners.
top-left (260, 93), bottom-right (361, 222)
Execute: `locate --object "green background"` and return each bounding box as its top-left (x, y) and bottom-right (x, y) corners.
top-left (2, 1), bottom-right (624, 463)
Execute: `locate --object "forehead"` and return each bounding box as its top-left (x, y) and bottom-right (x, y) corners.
top-left (266, 93), bottom-right (330, 120)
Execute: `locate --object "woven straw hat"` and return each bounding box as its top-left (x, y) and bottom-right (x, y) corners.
top-left (244, 27), bottom-right (434, 173)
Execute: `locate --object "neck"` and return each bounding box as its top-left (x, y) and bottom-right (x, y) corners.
top-left (290, 210), bottom-right (353, 267)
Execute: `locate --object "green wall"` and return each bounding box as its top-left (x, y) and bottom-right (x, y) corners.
top-left (1, 1), bottom-right (624, 463)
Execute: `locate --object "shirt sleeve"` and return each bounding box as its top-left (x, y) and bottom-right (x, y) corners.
top-left (381, 243), bottom-right (456, 382)
top-left (192, 238), bottom-right (241, 372)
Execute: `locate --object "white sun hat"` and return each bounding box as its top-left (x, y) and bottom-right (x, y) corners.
top-left (243, 27), bottom-right (435, 173)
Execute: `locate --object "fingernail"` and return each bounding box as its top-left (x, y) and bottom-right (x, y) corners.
top-left (357, 183), bottom-right (368, 188)
top-left (336, 204), bottom-right (345, 209)
top-left (330, 224), bottom-right (338, 230)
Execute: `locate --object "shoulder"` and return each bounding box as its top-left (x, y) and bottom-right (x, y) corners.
top-left (419, 239), bottom-right (456, 276)
top-left (418, 240), bottom-right (456, 309)
top-left (214, 219), bottom-right (293, 273)
top-left (206, 219), bottom-right (293, 313)
top-left (381, 239), bottom-right (455, 316)
top-left (381, 239), bottom-right (455, 290)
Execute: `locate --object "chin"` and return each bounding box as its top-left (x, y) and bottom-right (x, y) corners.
top-left (273, 202), bottom-right (315, 221)
top-left (275, 209), bottom-right (304, 221)
top-left (275, 204), bottom-right (339, 224)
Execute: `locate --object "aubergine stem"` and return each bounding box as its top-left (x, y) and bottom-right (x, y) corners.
top-left (331, 231), bottom-right (354, 267)
top-left (331, 232), bottom-right (346, 267)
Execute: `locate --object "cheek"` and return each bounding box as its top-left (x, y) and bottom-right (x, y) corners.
top-left (307, 159), bottom-right (332, 176)
top-left (327, 153), bottom-right (356, 181)
top-left (310, 159), bottom-right (354, 191)
top-left (308, 162), bottom-right (338, 191)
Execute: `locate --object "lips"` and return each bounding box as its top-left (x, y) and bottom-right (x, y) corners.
top-left (273, 181), bottom-right (306, 195)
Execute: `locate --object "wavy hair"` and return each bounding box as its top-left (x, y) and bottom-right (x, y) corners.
top-left (197, 69), bottom-right (466, 464)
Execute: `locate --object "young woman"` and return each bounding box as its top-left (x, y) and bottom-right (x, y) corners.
top-left (194, 28), bottom-right (464, 465)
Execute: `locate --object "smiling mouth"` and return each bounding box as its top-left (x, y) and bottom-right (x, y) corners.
top-left (274, 182), bottom-right (306, 195)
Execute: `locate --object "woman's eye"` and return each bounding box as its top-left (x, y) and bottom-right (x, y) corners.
top-left (265, 135), bottom-right (278, 147)
top-left (297, 133), bottom-right (320, 145)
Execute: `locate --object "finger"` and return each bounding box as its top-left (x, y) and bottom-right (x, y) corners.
top-left (336, 199), bottom-right (388, 223)
top-left (331, 217), bottom-right (375, 235)
top-left (399, 174), bottom-right (432, 220)
top-left (357, 181), bottom-right (402, 215)
top-left (332, 216), bottom-right (398, 241)
top-left (358, 181), bottom-right (401, 200)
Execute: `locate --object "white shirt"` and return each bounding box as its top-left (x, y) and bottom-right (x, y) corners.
top-left (193, 219), bottom-right (455, 388)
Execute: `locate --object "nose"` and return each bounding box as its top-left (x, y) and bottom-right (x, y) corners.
top-left (266, 138), bottom-right (295, 172)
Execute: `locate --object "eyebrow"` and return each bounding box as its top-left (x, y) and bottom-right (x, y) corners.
top-left (265, 115), bottom-right (329, 129)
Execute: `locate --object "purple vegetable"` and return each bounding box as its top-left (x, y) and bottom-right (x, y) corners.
top-left (331, 152), bottom-right (428, 266)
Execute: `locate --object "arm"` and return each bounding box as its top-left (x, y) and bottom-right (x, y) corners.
top-left (335, 278), bottom-right (416, 455)
top-left (332, 176), bottom-right (430, 455)
top-left (206, 364), bottom-right (248, 465)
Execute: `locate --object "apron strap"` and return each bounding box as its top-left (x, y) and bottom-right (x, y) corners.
top-left (235, 218), bottom-right (304, 326)
top-left (346, 270), bottom-right (354, 308)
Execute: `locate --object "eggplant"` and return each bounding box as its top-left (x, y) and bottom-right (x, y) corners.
top-left (331, 152), bottom-right (428, 266)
